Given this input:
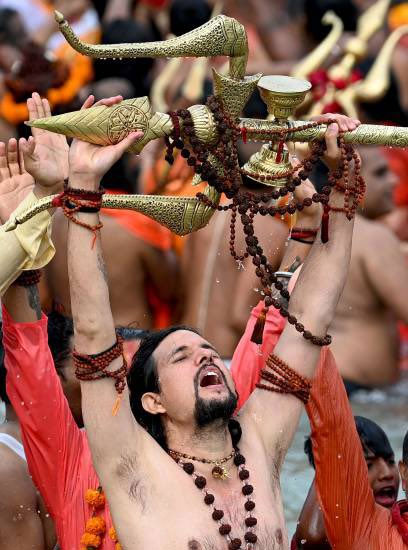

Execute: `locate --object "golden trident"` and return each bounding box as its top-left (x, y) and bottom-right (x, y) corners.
top-left (291, 0), bottom-right (408, 118)
top-left (3, 9), bottom-right (408, 236)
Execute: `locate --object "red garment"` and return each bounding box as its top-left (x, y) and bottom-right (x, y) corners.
top-left (307, 345), bottom-right (408, 549)
top-left (231, 300), bottom-right (286, 411)
top-left (231, 303), bottom-right (408, 549)
top-left (2, 306), bottom-right (116, 550)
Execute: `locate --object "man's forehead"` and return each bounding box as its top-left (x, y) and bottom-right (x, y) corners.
top-left (154, 330), bottom-right (212, 360)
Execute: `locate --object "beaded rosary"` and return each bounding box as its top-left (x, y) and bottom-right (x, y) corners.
top-left (164, 95), bottom-right (365, 347)
top-left (171, 449), bottom-right (258, 550)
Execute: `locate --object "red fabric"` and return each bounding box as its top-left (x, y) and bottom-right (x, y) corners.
top-left (307, 345), bottom-right (407, 549)
top-left (384, 148), bottom-right (408, 207)
top-left (2, 306), bottom-right (116, 549)
top-left (231, 300), bottom-right (285, 411)
top-left (231, 303), bottom-right (408, 549)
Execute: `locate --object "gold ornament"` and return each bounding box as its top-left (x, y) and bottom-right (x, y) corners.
top-left (7, 9), bottom-right (408, 236)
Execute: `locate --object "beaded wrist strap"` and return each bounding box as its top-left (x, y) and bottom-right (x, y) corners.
top-left (13, 269), bottom-right (42, 287)
top-left (73, 334), bottom-right (128, 415)
top-left (256, 354), bottom-right (312, 404)
top-left (53, 181), bottom-right (105, 248)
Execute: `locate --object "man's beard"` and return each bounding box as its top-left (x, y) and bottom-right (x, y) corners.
top-left (193, 366), bottom-right (238, 428)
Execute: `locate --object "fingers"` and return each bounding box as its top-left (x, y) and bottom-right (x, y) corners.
top-left (7, 138), bottom-right (21, 176)
top-left (311, 113), bottom-right (361, 133)
top-left (80, 95), bottom-right (123, 111)
top-left (114, 131), bottom-right (143, 154)
top-left (32, 92), bottom-right (46, 119)
top-left (42, 97), bottom-right (52, 117)
top-left (19, 136), bottom-right (35, 163)
top-left (27, 96), bottom-right (39, 121)
top-left (0, 142), bottom-right (9, 182)
top-left (93, 95), bottom-right (123, 108)
top-left (324, 123), bottom-right (339, 160)
top-left (80, 95), bottom-right (95, 110)
top-left (28, 92), bottom-right (48, 137)
top-left (107, 131), bottom-right (143, 166)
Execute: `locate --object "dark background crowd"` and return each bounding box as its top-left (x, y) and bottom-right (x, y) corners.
top-left (0, 0), bottom-right (408, 547)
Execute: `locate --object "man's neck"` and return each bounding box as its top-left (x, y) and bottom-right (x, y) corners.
top-left (166, 419), bottom-right (234, 460)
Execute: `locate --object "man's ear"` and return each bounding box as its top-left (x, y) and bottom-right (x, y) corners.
top-left (399, 460), bottom-right (408, 491)
top-left (141, 392), bottom-right (166, 416)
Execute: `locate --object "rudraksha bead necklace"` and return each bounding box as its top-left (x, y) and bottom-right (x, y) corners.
top-left (168, 448), bottom-right (235, 480)
top-left (164, 96), bottom-right (365, 346)
top-left (171, 448), bottom-right (258, 549)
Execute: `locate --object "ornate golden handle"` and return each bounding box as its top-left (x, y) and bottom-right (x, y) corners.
top-left (240, 119), bottom-right (408, 147)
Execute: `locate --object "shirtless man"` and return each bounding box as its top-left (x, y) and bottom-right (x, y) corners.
top-left (329, 145), bottom-right (408, 389)
top-left (45, 209), bottom-right (179, 327)
top-left (61, 104), bottom-right (358, 549)
top-left (181, 211), bottom-right (288, 359)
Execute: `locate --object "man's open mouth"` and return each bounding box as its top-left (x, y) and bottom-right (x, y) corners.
top-left (374, 486), bottom-right (397, 508)
top-left (199, 366), bottom-right (224, 388)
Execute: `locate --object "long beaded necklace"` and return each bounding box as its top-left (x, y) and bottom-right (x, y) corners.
top-left (168, 448), bottom-right (236, 480)
top-left (164, 96), bottom-right (365, 348)
top-left (170, 448), bottom-right (258, 550)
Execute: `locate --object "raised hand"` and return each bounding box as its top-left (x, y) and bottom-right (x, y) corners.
top-left (310, 112), bottom-right (360, 171)
top-left (68, 95), bottom-right (143, 190)
top-left (0, 139), bottom-right (34, 224)
top-left (19, 92), bottom-right (69, 195)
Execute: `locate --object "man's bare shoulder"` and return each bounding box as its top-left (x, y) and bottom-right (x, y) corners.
top-left (354, 215), bottom-right (397, 248)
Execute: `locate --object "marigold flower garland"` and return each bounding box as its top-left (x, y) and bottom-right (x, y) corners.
top-left (81, 487), bottom-right (122, 550)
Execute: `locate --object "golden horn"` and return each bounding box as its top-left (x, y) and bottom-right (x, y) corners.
top-left (2, 184), bottom-right (220, 236)
top-left (26, 97), bottom-right (173, 154)
top-left (54, 11), bottom-right (247, 79)
top-left (291, 11), bottom-right (343, 79)
top-left (181, 1), bottom-right (225, 103)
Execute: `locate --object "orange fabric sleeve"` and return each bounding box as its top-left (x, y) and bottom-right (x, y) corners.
top-left (2, 306), bottom-right (84, 523)
top-left (306, 349), bottom-right (378, 549)
top-left (230, 301), bottom-right (286, 411)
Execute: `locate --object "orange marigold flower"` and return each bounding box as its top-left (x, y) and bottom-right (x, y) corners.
top-left (80, 532), bottom-right (101, 547)
top-left (85, 516), bottom-right (106, 535)
top-left (109, 526), bottom-right (117, 540)
top-left (85, 489), bottom-right (106, 508)
top-left (115, 543), bottom-right (122, 550)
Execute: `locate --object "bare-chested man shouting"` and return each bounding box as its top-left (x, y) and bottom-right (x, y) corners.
top-left (65, 109), bottom-right (358, 549)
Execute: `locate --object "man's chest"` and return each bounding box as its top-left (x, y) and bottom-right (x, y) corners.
top-left (122, 468), bottom-right (287, 550)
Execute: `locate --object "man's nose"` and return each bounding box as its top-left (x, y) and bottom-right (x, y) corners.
top-left (196, 348), bottom-right (214, 365)
top-left (377, 459), bottom-right (394, 480)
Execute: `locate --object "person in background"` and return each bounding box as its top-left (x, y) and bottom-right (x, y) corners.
top-left (293, 417), bottom-right (400, 549)
top-left (328, 146), bottom-right (408, 392)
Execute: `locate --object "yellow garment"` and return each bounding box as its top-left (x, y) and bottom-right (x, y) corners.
top-left (0, 192), bottom-right (55, 295)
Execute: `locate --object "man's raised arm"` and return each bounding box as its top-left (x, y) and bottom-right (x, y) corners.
top-left (241, 114), bottom-right (361, 468)
top-left (66, 95), bottom-right (145, 477)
